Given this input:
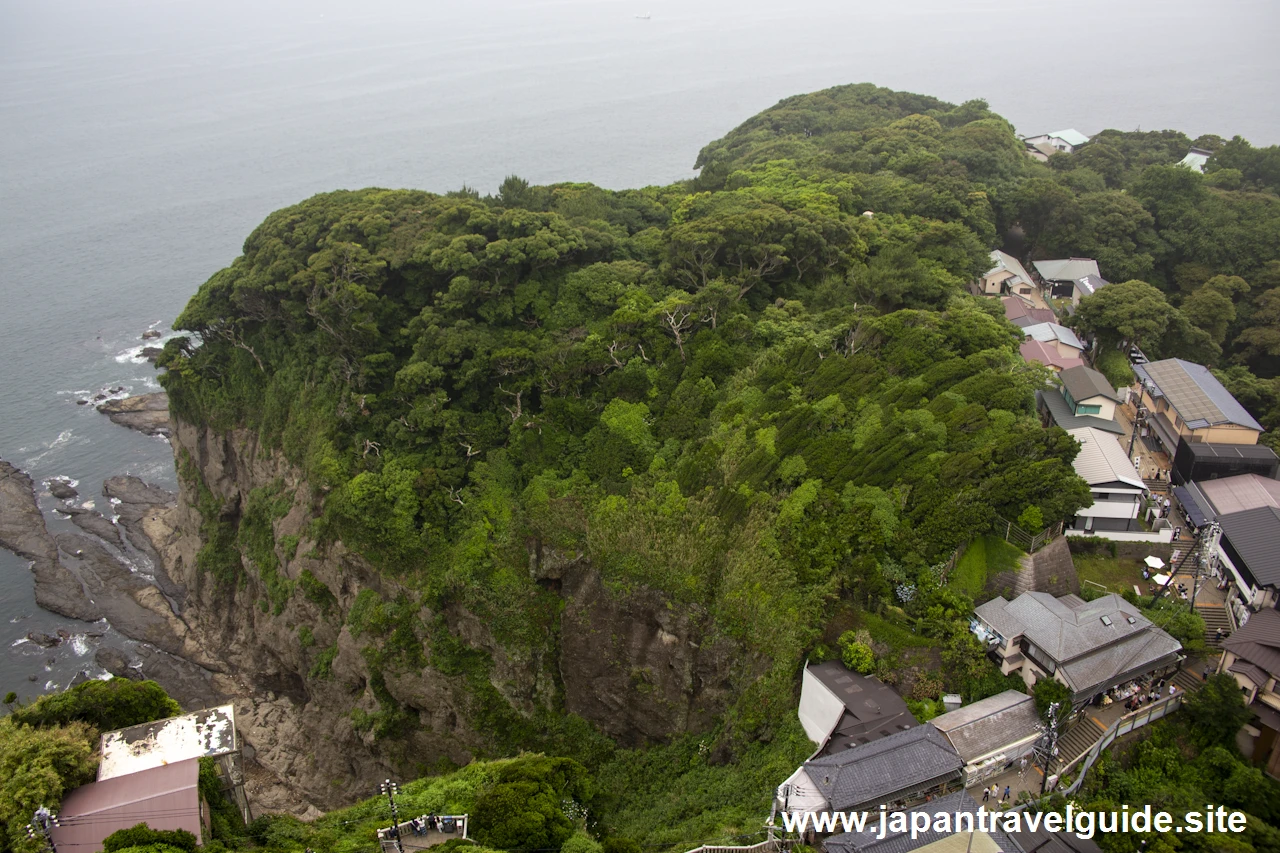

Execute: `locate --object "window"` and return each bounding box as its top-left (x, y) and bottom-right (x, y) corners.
top-left (1076, 403), bottom-right (1102, 415)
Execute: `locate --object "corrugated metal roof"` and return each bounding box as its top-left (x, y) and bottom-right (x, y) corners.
top-left (1196, 474), bottom-right (1280, 516)
top-left (1067, 426), bottom-right (1144, 489)
top-left (987, 250), bottom-right (1034, 287)
top-left (1075, 275), bottom-right (1109, 296)
top-left (1172, 485), bottom-right (1210, 527)
top-left (1021, 340), bottom-right (1084, 371)
top-left (1050, 129), bottom-right (1091, 147)
top-left (1002, 296), bottom-right (1056, 326)
top-left (805, 725), bottom-right (963, 811)
top-left (51, 758), bottom-right (201, 853)
top-left (1228, 659), bottom-right (1270, 688)
top-left (1033, 258), bottom-right (1100, 282)
top-left (1037, 389), bottom-right (1125, 435)
top-left (930, 690), bottom-right (1040, 764)
top-left (1219, 506), bottom-right (1280, 588)
top-left (1135, 359), bottom-right (1262, 431)
top-left (99, 704), bottom-right (236, 781)
top-left (1060, 366), bottom-right (1119, 404)
top-left (1023, 323), bottom-right (1085, 351)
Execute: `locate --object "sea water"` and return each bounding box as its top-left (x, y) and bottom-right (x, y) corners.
top-left (1, 0), bottom-right (1277, 699)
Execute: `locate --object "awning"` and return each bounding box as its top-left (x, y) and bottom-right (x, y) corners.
top-left (1173, 486), bottom-right (1209, 528)
top-left (1148, 411), bottom-right (1180, 452)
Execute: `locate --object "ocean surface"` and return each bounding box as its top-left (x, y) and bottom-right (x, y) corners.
top-left (1, 0), bottom-right (1278, 700)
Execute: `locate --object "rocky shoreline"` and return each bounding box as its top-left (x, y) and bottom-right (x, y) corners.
top-left (2, 396), bottom-right (323, 818)
top-left (95, 392), bottom-right (172, 437)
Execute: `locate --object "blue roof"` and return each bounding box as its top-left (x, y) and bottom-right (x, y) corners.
top-left (1173, 485), bottom-right (1210, 528)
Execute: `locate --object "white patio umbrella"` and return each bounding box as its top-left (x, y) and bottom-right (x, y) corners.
top-left (1151, 573), bottom-right (1172, 587)
top-left (1144, 555), bottom-right (1166, 570)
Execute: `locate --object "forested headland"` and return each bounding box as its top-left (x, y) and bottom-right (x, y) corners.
top-left (131, 83), bottom-right (1280, 852)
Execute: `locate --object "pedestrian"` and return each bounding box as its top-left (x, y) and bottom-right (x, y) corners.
top-left (1174, 526), bottom-right (1181, 541)
top-left (1003, 785), bottom-right (1011, 803)
top-left (1019, 756), bottom-right (1028, 776)
top-left (982, 786), bottom-right (990, 803)
top-left (1170, 684), bottom-right (1178, 696)
top-left (1203, 665), bottom-right (1211, 681)
top-left (1215, 628), bottom-right (1224, 642)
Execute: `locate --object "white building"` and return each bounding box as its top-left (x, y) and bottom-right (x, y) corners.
top-left (1024, 129), bottom-right (1091, 154)
top-left (1066, 426), bottom-right (1145, 534)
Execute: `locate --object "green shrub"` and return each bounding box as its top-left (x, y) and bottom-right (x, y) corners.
top-left (102, 823), bottom-right (197, 852)
top-left (837, 632), bottom-right (876, 674)
top-left (11, 679), bottom-right (179, 732)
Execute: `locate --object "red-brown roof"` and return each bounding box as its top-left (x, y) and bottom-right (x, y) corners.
top-left (1020, 339), bottom-right (1084, 372)
top-left (50, 757), bottom-right (202, 852)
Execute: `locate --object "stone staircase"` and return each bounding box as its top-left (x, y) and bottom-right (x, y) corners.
top-left (1196, 603), bottom-right (1232, 650)
top-left (1171, 667), bottom-right (1204, 693)
top-left (1052, 716), bottom-right (1106, 772)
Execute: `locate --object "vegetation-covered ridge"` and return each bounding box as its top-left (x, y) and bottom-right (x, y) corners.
top-left (155, 82), bottom-right (1280, 846)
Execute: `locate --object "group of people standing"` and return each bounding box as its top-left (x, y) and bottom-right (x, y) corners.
top-left (410, 815), bottom-right (448, 836)
top-left (980, 784), bottom-right (1011, 804)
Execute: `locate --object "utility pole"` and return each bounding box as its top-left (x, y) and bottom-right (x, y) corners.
top-left (1126, 406), bottom-right (1147, 465)
top-left (1035, 702), bottom-right (1062, 797)
top-left (1188, 522), bottom-right (1222, 613)
top-left (27, 807), bottom-right (58, 852)
top-left (380, 779), bottom-right (404, 853)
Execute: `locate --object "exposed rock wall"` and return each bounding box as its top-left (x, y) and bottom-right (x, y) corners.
top-left (146, 415), bottom-right (755, 811)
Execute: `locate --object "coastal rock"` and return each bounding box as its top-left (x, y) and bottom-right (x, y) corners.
top-left (141, 330), bottom-right (163, 340)
top-left (26, 631), bottom-right (61, 648)
top-left (48, 479), bottom-right (78, 500)
top-left (0, 458), bottom-right (102, 622)
top-left (94, 647), bottom-right (142, 680)
top-left (132, 644), bottom-right (224, 710)
top-left (141, 347), bottom-right (163, 362)
top-left (55, 532), bottom-right (187, 656)
top-left (96, 393), bottom-right (172, 437)
top-left (54, 505), bottom-right (124, 548)
top-left (103, 476), bottom-right (185, 606)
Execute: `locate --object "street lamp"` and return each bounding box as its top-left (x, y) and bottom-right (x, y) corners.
top-left (380, 779), bottom-right (404, 853)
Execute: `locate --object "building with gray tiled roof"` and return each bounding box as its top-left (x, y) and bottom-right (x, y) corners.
top-left (825, 791), bottom-right (1019, 853)
top-left (972, 592), bottom-right (1182, 705)
top-left (802, 725), bottom-right (964, 812)
top-left (1217, 608), bottom-right (1280, 779)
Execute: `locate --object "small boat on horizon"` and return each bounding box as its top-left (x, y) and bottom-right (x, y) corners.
top-left (635, 12), bottom-right (651, 19)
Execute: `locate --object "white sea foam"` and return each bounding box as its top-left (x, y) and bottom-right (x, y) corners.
top-left (26, 430), bottom-right (77, 466)
top-left (70, 635), bottom-right (90, 656)
top-left (81, 500), bottom-right (96, 510)
top-left (10, 637), bottom-right (30, 647)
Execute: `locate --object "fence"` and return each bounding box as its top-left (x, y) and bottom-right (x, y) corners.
top-left (1056, 693), bottom-right (1183, 795)
top-left (1064, 527), bottom-right (1174, 544)
top-left (684, 840), bottom-right (784, 853)
top-left (992, 515), bottom-right (1063, 553)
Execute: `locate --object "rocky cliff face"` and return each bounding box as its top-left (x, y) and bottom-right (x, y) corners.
top-left (151, 416), bottom-right (754, 812)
